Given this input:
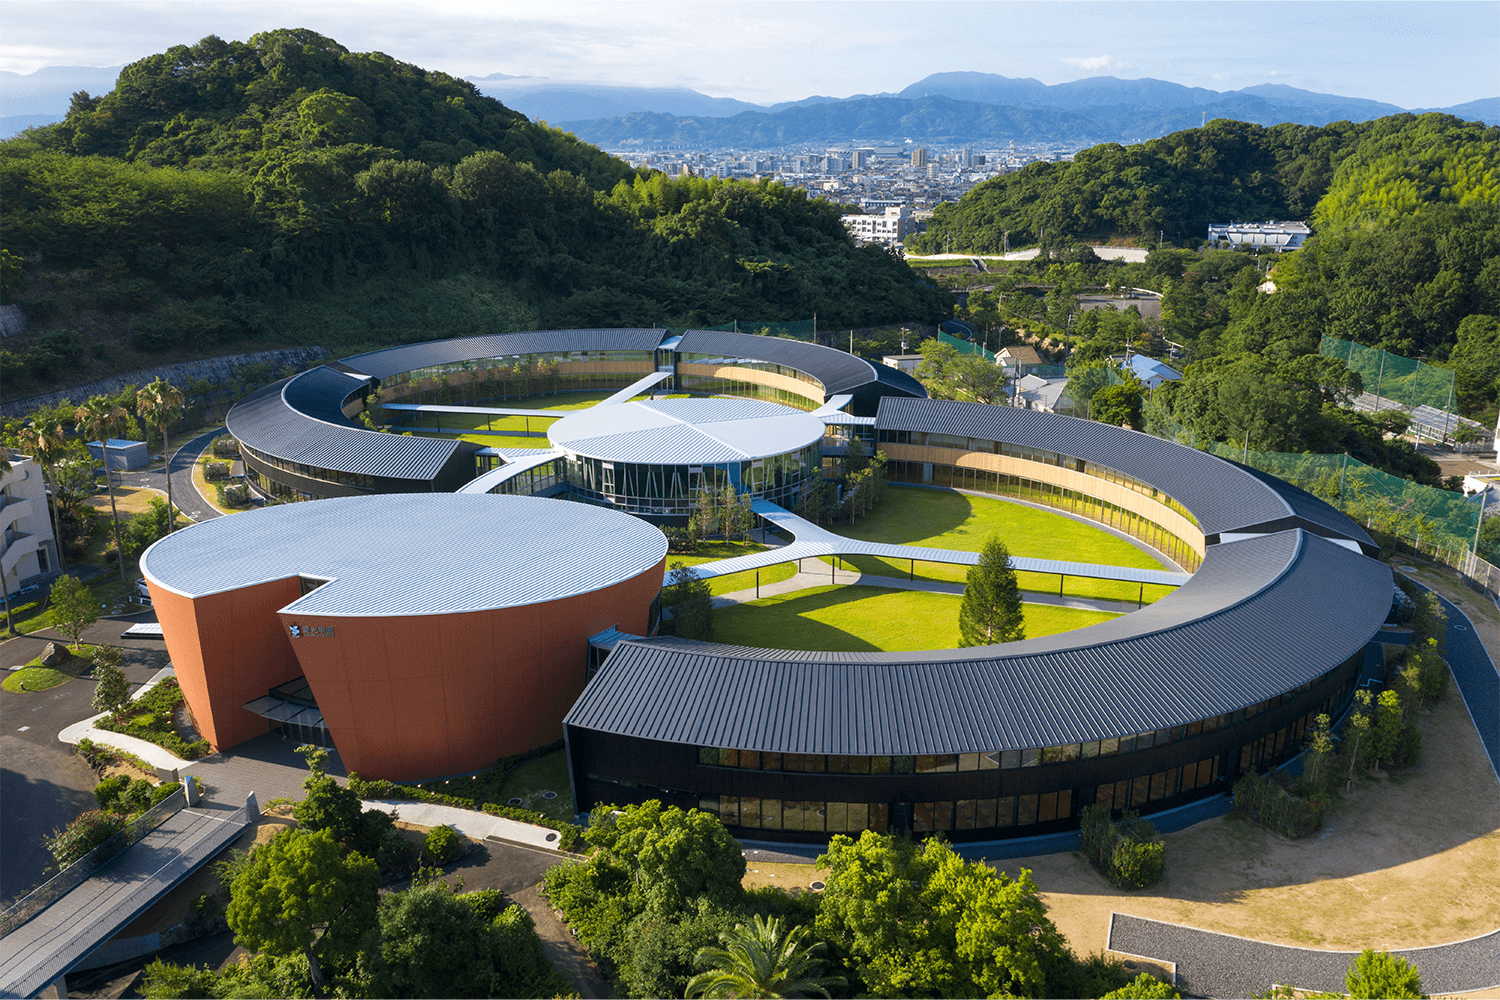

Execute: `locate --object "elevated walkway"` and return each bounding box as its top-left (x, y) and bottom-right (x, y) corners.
top-left (673, 499), bottom-right (1191, 589)
top-left (0, 801), bottom-right (254, 999)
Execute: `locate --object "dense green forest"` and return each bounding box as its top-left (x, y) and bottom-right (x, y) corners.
top-left (0, 30), bottom-right (948, 396)
top-left (907, 113), bottom-right (1499, 251)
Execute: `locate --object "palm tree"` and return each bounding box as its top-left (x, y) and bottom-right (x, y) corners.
top-left (74, 396), bottom-right (128, 575)
top-left (686, 915), bottom-right (844, 1000)
top-left (17, 421), bottom-right (69, 573)
top-left (136, 378), bottom-right (185, 533)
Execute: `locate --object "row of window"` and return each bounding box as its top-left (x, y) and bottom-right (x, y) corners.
top-left (242, 446), bottom-right (377, 492)
top-left (564, 448), bottom-right (821, 505)
top-left (679, 375), bottom-right (822, 411)
top-left (699, 755), bottom-right (1216, 834)
top-left (483, 459), bottom-right (566, 498)
top-left (384, 370), bottom-right (650, 409)
top-left (696, 682), bottom-right (1332, 777)
top-left (679, 355), bottom-right (824, 389)
top-left (886, 461), bottom-right (1203, 572)
top-left (245, 467), bottom-right (314, 502)
top-left (385, 353), bottom-right (656, 387)
top-left (877, 430), bottom-right (1200, 527)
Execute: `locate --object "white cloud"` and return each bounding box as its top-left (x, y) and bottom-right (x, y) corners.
top-left (1061, 54), bottom-right (1133, 73)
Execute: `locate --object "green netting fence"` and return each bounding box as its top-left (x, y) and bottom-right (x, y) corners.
top-left (1319, 335), bottom-right (1456, 412)
top-left (1196, 442), bottom-right (1482, 556)
top-left (938, 330), bottom-right (997, 361)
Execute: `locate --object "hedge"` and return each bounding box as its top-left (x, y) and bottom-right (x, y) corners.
top-left (1080, 804), bottom-right (1164, 889)
top-left (1233, 771), bottom-right (1326, 839)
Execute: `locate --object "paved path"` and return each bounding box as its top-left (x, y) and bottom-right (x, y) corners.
top-left (1107, 593), bottom-right (1500, 997)
top-left (116, 427), bottom-right (224, 524)
top-left (0, 804), bottom-right (251, 999)
top-left (1108, 913), bottom-right (1500, 997)
top-left (362, 801), bottom-right (571, 852)
top-left (714, 566), bottom-right (1143, 614)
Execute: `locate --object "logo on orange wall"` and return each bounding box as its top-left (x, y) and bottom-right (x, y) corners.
top-left (288, 624), bottom-right (335, 638)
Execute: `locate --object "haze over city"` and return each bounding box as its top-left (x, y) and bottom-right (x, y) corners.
top-left (2, 0), bottom-right (1496, 110)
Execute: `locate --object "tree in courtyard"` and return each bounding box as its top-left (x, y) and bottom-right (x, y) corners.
top-left (74, 396), bottom-right (130, 571)
top-left (1345, 949), bottom-right (1426, 999)
top-left (371, 878), bottom-right (503, 999)
top-left (226, 827), bottom-right (379, 988)
top-left (135, 379), bottom-right (185, 532)
top-left (50, 573), bottom-right (98, 649)
top-left (1301, 713), bottom-right (1335, 794)
top-left (91, 644), bottom-right (131, 719)
top-left (667, 561), bottom-right (714, 640)
top-left (585, 800), bottom-right (746, 917)
top-left (1342, 690), bottom-right (1373, 792)
top-left (959, 536), bottom-right (1025, 646)
top-left (686, 914), bottom-right (844, 999)
top-left (815, 830), bottom-right (1067, 998)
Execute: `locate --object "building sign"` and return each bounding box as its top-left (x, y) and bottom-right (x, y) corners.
top-left (289, 624), bottom-right (335, 638)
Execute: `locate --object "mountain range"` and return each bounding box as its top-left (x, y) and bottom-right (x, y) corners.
top-left (2, 65), bottom-right (1494, 145)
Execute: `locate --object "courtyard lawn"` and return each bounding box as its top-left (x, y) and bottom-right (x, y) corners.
top-left (823, 485), bottom-right (1179, 604)
top-left (396, 390), bottom-right (689, 450)
top-left (494, 749), bottom-right (575, 824)
top-left (710, 585), bottom-right (1119, 653)
top-left (667, 540), bottom-right (798, 596)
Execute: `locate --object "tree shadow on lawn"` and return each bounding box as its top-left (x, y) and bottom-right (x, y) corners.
top-left (713, 588), bottom-right (887, 653)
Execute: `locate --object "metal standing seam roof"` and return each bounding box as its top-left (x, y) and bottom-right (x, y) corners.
top-left (547, 398), bottom-right (826, 465)
top-left (566, 529), bottom-right (1393, 754)
top-left (139, 494), bottom-right (667, 617)
top-left (874, 397), bottom-right (1372, 545)
top-left (675, 329), bottom-right (888, 396)
top-left (340, 328), bottom-right (670, 379)
top-left (457, 451), bottom-right (565, 494)
top-left (227, 377), bottom-right (464, 481)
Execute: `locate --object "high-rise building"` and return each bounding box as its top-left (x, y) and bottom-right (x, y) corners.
top-left (910, 146), bottom-right (929, 168)
top-left (851, 149), bottom-right (873, 169)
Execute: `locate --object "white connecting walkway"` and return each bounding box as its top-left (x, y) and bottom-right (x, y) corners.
top-left (671, 499), bottom-right (1191, 589)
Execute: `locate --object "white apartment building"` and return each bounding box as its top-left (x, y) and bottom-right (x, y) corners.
top-left (842, 206), bottom-right (916, 246)
top-left (2, 455), bottom-right (60, 602)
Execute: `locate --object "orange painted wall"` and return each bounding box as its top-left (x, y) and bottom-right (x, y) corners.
top-left (275, 555), bottom-right (666, 780)
top-left (149, 577), bottom-right (305, 751)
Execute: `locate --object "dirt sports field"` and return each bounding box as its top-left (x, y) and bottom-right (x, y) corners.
top-left (744, 567), bottom-right (1500, 986)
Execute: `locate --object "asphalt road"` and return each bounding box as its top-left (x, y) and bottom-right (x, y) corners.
top-left (116, 427), bottom-right (225, 524)
top-left (0, 620), bottom-right (170, 906)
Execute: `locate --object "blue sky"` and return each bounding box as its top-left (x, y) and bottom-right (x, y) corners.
top-left (2, 1), bottom-right (1496, 108)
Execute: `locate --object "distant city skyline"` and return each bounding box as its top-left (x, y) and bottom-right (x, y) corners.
top-left (2, 0), bottom-right (1496, 110)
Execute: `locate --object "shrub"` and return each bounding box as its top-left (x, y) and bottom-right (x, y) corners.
top-left (459, 888), bottom-right (508, 923)
top-left (94, 774), bottom-right (129, 809)
top-left (1233, 771), bottom-right (1325, 838)
top-left (204, 460), bottom-right (231, 481)
top-left (1080, 804), bottom-right (1164, 889)
top-left (424, 823), bottom-right (462, 864)
top-left (217, 482), bottom-right (251, 507)
top-left (45, 810), bottom-right (127, 867)
top-left (212, 437), bottom-right (240, 458)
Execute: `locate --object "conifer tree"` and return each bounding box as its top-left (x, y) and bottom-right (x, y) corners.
top-left (958, 537), bottom-right (1025, 646)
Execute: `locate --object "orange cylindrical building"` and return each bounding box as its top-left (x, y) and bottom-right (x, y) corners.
top-left (142, 494), bottom-right (666, 780)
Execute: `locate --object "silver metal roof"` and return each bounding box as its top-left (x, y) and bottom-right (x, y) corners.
top-left (548, 398), bottom-right (824, 465)
top-left (341, 329), bottom-right (669, 379)
top-left (568, 529), bottom-right (1392, 754)
top-left (140, 494), bottom-right (666, 617)
top-left (457, 451), bottom-right (564, 494)
top-left (875, 397), bottom-right (1373, 547)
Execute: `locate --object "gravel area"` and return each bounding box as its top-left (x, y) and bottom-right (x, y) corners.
top-left (1109, 913), bottom-right (1500, 997)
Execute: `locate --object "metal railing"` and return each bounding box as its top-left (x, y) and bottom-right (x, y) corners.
top-left (0, 788), bottom-right (186, 938)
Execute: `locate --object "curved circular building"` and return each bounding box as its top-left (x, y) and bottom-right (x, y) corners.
top-left (204, 329), bottom-right (1395, 843)
top-left (547, 398), bottom-right (824, 515)
top-left (141, 494), bottom-right (667, 781)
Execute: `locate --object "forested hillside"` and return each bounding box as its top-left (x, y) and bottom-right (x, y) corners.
top-left (0, 30), bottom-right (947, 398)
top-left (908, 113), bottom-right (1498, 251)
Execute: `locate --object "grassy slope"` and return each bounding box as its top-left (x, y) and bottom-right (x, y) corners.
top-left (712, 585), bottom-right (1119, 653)
top-left (826, 485), bottom-right (1178, 603)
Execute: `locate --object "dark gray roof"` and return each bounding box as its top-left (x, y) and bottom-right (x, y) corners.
top-left (342, 329), bottom-right (668, 379)
top-left (874, 397), bottom-right (1370, 543)
top-left (564, 530), bottom-right (1393, 754)
top-left (281, 365), bottom-right (372, 426)
top-left (227, 378), bottom-right (462, 481)
top-left (676, 330), bottom-right (885, 396)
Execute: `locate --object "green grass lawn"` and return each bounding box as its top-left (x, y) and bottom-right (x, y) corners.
top-left (3, 666), bottom-right (71, 692)
top-left (394, 390), bottom-right (692, 448)
top-left (668, 541), bottom-right (799, 596)
top-left (711, 585), bottom-right (1119, 653)
top-left (495, 749), bottom-right (575, 823)
top-left (824, 486), bottom-right (1178, 604)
